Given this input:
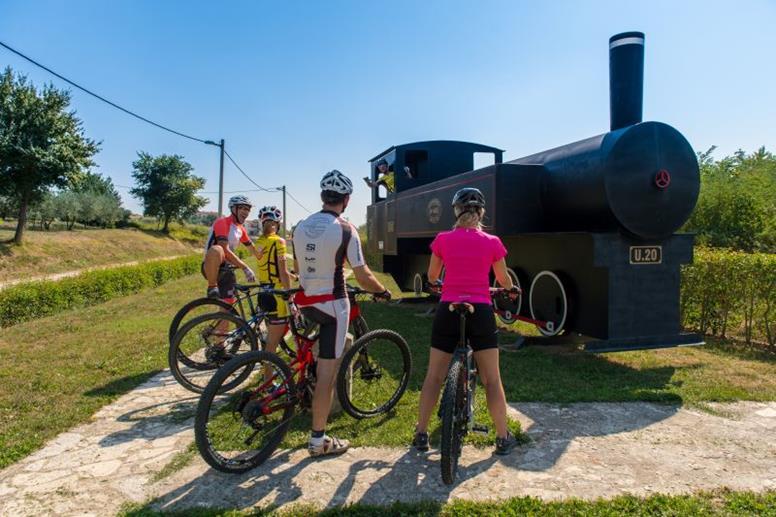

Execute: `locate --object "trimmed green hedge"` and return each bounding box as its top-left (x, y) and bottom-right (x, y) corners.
top-left (0, 255), bottom-right (200, 327)
top-left (682, 248), bottom-right (776, 346)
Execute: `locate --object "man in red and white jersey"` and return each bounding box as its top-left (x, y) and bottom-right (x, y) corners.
top-left (202, 195), bottom-right (263, 302)
top-left (293, 170), bottom-right (391, 457)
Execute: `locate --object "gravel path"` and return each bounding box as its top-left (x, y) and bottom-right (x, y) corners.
top-left (0, 369), bottom-right (774, 516)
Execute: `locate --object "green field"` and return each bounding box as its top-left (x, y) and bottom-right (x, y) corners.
top-left (0, 224), bottom-right (204, 283)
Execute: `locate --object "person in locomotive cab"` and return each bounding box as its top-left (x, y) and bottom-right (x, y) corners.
top-left (412, 187), bottom-right (521, 455)
top-left (363, 158), bottom-right (395, 193)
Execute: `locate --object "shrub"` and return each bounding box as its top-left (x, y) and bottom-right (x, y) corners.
top-left (682, 248), bottom-right (776, 346)
top-left (0, 255), bottom-right (200, 327)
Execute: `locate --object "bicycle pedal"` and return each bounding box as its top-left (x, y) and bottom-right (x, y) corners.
top-left (472, 424), bottom-right (489, 435)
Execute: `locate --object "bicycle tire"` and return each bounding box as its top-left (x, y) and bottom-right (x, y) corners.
top-left (337, 329), bottom-right (411, 419)
top-left (168, 297), bottom-right (238, 346)
top-left (195, 350), bottom-right (296, 473)
top-left (169, 312), bottom-right (259, 394)
top-left (440, 357), bottom-right (466, 485)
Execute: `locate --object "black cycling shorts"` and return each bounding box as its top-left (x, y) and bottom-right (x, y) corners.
top-left (431, 302), bottom-right (498, 354)
top-left (200, 262), bottom-right (237, 301)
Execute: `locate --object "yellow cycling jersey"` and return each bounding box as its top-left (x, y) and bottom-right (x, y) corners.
top-left (380, 172), bottom-right (395, 192)
top-left (256, 233), bottom-right (287, 286)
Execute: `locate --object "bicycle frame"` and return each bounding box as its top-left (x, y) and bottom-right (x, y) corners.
top-left (451, 305), bottom-right (477, 434)
top-left (236, 287), bottom-right (370, 415)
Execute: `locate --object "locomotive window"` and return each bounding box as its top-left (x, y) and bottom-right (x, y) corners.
top-left (404, 150), bottom-right (428, 179)
top-left (474, 152), bottom-right (497, 170)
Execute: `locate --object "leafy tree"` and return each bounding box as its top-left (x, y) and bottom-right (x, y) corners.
top-left (685, 147), bottom-right (775, 252)
top-left (35, 193), bottom-right (57, 230)
top-left (54, 191), bottom-right (81, 230)
top-left (0, 67), bottom-right (99, 244)
top-left (130, 152), bottom-right (207, 233)
top-left (71, 171), bottom-right (121, 201)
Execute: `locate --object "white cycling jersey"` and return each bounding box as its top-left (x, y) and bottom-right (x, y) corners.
top-left (293, 210), bottom-right (365, 298)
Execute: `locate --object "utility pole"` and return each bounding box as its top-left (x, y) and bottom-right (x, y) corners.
top-left (280, 185), bottom-right (287, 238)
top-left (205, 139), bottom-right (225, 216)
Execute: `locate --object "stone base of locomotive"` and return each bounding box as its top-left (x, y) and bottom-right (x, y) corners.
top-left (497, 231), bottom-right (698, 352)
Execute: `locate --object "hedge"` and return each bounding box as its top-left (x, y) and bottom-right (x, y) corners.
top-left (0, 254), bottom-right (201, 327)
top-left (682, 248), bottom-right (776, 346)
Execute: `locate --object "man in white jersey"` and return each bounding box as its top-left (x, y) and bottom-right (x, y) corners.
top-left (293, 170), bottom-right (392, 457)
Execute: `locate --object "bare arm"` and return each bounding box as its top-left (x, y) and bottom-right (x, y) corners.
top-left (492, 258), bottom-right (514, 289)
top-left (218, 240), bottom-right (249, 269)
top-left (352, 264), bottom-right (388, 294)
top-left (278, 252), bottom-right (291, 289)
top-left (427, 254), bottom-right (443, 284)
top-left (247, 243), bottom-right (263, 262)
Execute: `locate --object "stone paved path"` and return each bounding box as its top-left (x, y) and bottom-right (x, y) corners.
top-left (0, 369), bottom-right (774, 516)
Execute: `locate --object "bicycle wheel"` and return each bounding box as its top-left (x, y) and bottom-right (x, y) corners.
top-left (168, 297), bottom-right (237, 346)
top-left (337, 329), bottom-right (411, 419)
top-left (169, 312), bottom-right (259, 394)
top-left (440, 357), bottom-right (466, 485)
top-left (195, 350), bottom-right (296, 473)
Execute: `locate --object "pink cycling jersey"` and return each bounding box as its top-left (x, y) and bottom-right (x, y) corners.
top-left (430, 227), bottom-right (507, 304)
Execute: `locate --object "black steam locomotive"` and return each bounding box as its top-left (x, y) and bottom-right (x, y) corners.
top-left (365, 32), bottom-right (703, 352)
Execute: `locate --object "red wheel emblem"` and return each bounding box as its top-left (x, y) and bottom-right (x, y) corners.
top-left (655, 169), bottom-right (671, 189)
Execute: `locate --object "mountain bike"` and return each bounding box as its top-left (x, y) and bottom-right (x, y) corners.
top-left (439, 287), bottom-right (519, 485)
top-left (194, 287), bottom-right (412, 473)
top-left (168, 283), bottom-right (371, 394)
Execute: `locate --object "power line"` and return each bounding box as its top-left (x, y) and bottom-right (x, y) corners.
top-left (285, 189), bottom-right (312, 214)
top-left (1, 40), bottom-right (315, 215)
top-left (222, 149), bottom-right (278, 193)
top-left (0, 40), bottom-right (210, 144)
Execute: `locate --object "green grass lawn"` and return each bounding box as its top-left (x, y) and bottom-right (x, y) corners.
top-left (121, 489), bottom-right (776, 516)
top-left (0, 225), bottom-right (202, 283)
top-left (1, 273), bottom-right (775, 469)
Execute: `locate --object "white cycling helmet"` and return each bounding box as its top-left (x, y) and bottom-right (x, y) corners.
top-left (259, 205), bottom-right (282, 223)
top-left (227, 195), bottom-right (252, 209)
top-left (320, 170), bottom-right (353, 195)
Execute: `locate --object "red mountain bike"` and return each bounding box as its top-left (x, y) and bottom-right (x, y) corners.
top-left (194, 286), bottom-right (411, 473)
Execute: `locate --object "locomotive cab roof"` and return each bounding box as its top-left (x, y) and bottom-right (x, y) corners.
top-left (367, 140), bottom-right (503, 203)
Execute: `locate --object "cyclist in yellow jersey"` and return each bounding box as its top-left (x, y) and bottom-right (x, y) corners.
top-left (255, 206), bottom-right (292, 360)
top-left (363, 158), bottom-right (395, 193)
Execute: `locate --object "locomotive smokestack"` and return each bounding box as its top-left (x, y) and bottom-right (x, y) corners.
top-left (609, 31), bottom-right (645, 131)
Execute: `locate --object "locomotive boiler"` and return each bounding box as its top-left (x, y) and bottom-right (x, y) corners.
top-left (365, 32), bottom-right (703, 352)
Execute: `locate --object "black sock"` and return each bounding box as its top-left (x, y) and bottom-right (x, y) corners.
top-left (311, 429), bottom-right (325, 439)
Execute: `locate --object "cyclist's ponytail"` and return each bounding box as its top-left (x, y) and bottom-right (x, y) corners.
top-left (454, 207), bottom-right (484, 230)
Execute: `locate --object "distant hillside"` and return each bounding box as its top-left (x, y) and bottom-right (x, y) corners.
top-left (0, 226), bottom-right (204, 283)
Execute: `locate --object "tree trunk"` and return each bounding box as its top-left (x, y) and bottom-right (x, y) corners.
top-left (162, 215), bottom-right (171, 234)
top-left (13, 195), bottom-right (29, 245)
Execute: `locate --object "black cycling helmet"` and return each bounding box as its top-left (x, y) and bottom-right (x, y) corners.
top-left (452, 187), bottom-right (486, 210)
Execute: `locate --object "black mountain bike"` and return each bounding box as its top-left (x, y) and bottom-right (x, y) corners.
top-left (168, 284), bottom-right (373, 394)
top-left (439, 287), bottom-right (519, 485)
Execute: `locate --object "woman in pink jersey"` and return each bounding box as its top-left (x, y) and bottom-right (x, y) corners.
top-left (412, 187), bottom-right (519, 455)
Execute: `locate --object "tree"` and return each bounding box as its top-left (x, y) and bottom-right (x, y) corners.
top-left (0, 67), bottom-right (99, 244)
top-left (684, 146), bottom-right (775, 252)
top-left (130, 152), bottom-right (207, 233)
top-left (55, 191), bottom-right (82, 230)
top-left (71, 170), bottom-right (121, 201)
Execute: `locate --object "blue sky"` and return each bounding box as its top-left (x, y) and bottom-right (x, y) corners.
top-left (2, 0), bottom-right (774, 227)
